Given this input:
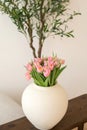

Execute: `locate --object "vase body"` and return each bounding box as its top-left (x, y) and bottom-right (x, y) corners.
top-left (22, 83), bottom-right (68, 130)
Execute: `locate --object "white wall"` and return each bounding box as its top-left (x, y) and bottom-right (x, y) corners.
top-left (0, 0), bottom-right (87, 103)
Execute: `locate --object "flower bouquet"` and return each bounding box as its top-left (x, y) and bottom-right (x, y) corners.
top-left (25, 56), bottom-right (66, 87)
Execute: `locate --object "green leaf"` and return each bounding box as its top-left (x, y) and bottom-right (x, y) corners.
top-left (55, 66), bottom-right (67, 80)
top-left (44, 77), bottom-right (50, 87)
top-left (34, 79), bottom-right (41, 86)
top-left (31, 68), bottom-right (45, 86)
top-left (50, 67), bottom-right (57, 86)
top-left (39, 73), bottom-right (46, 81)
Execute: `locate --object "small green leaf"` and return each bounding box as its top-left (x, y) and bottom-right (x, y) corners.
top-left (44, 77), bottom-right (50, 87)
top-left (51, 68), bottom-right (57, 86)
top-left (55, 66), bottom-right (67, 80)
top-left (34, 79), bottom-right (41, 86)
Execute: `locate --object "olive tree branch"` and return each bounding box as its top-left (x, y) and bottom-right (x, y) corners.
top-left (38, 0), bottom-right (45, 58)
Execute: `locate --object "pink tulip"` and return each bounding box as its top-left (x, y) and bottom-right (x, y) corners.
top-left (60, 59), bottom-right (65, 64)
top-left (53, 57), bottom-right (58, 65)
top-left (34, 61), bottom-right (43, 72)
top-left (49, 63), bottom-right (54, 70)
top-left (26, 63), bottom-right (32, 72)
top-left (34, 61), bottom-right (38, 68)
top-left (48, 56), bottom-right (53, 61)
top-left (34, 58), bottom-right (42, 63)
top-left (44, 60), bottom-right (48, 66)
top-left (54, 60), bottom-right (58, 66)
top-left (25, 72), bottom-right (31, 80)
top-left (48, 60), bottom-right (55, 70)
top-left (43, 66), bottom-right (51, 77)
top-left (36, 64), bottom-right (43, 73)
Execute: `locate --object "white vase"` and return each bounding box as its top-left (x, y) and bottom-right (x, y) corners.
top-left (22, 83), bottom-right (68, 130)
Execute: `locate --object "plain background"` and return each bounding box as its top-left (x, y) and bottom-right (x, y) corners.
top-left (0, 0), bottom-right (87, 103)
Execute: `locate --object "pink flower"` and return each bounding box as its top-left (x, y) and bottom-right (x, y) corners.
top-left (53, 57), bottom-right (59, 65)
top-left (60, 59), bottom-right (65, 64)
top-left (49, 64), bottom-right (54, 70)
top-left (36, 64), bottom-right (43, 73)
top-left (43, 66), bottom-right (51, 77)
top-left (48, 56), bottom-right (53, 61)
top-left (26, 63), bottom-right (32, 72)
top-left (48, 60), bottom-right (55, 70)
top-left (25, 72), bottom-right (31, 80)
top-left (34, 58), bottom-right (42, 63)
top-left (54, 60), bottom-right (58, 66)
top-left (44, 60), bottom-right (48, 66)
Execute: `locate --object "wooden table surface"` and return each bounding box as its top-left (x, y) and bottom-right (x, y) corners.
top-left (1, 94), bottom-right (87, 130)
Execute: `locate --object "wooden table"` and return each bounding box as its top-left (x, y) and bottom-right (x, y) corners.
top-left (1, 94), bottom-right (87, 130)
